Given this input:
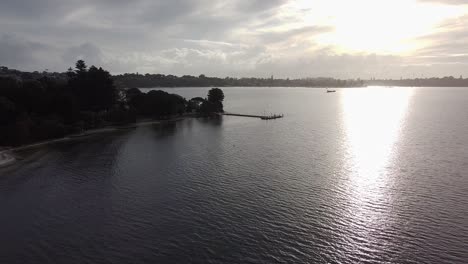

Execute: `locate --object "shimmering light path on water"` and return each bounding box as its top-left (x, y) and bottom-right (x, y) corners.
top-left (1, 87), bottom-right (468, 263)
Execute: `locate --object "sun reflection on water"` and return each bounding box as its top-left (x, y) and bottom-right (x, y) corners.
top-left (338, 87), bottom-right (414, 251)
top-left (341, 87), bottom-right (413, 182)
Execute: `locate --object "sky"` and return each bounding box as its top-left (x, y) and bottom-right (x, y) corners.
top-left (1, 0), bottom-right (468, 78)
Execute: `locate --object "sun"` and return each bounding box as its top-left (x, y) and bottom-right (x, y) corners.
top-left (291, 0), bottom-right (466, 55)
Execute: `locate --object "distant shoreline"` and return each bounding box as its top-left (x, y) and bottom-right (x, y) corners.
top-left (0, 116), bottom-right (188, 168)
top-left (5, 65), bottom-right (468, 88)
top-left (136, 85), bottom-right (468, 89)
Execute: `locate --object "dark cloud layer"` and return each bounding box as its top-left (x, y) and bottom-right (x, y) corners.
top-left (0, 34), bottom-right (59, 69)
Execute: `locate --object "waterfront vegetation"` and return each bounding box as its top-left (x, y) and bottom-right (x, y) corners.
top-left (4, 65), bottom-right (468, 89)
top-left (0, 61), bottom-right (224, 147)
top-left (113, 73), bottom-right (365, 88)
top-left (3, 61), bottom-right (468, 148)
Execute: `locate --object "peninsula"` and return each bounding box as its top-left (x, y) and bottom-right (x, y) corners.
top-left (0, 60), bottom-right (225, 150)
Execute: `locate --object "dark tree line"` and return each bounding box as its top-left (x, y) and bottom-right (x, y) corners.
top-left (200, 88), bottom-right (224, 114)
top-left (113, 73), bottom-right (365, 88)
top-left (126, 88), bottom-right (186, 118)
top-left (0, 74), bottom-right (78, 146)
top-left (5, 65), bottom-right (468, 89)
top-left (0, 60), bottom-right (120, 146)
top-left (68, 62), bottom-right (117, 111)
top-left (0, 61), bottom-right (225, 147)
top-left (0, 66), bottom-right (67, 82)
top-left (126, 87), bottom-right (224, 118)
top-left (366, 76), bottom-right (468, 87)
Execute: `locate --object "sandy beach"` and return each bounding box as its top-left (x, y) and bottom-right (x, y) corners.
top-left (0, 117), bottom-right (188, 167)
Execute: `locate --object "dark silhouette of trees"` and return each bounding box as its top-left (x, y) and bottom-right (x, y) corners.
top-left (199, 88), bottom-right (224, 114)
top-left (187, 97), bottom-right (205, 112)
top-left (0, 61), bottom-right (230, 147)
top-left (0, 76), bottom-right (77, 145)
top-left (66, 67), bottom-right (75, 79)
top-left (366, 77), bottom-right (468, 87)
top-left (208, 88), bottom-right (224, 103)
top-left (0, 96), bottom-right (16, 125)
top-left (112, 73), bottom-right (365, 88)
top-left (199, 101), bottom-right (217, 114)
top-left (69, 64), bottom-right (117, 111)
top-left (0, 60), bottom-right (121, 146)
top-left (204, 88), bottom-right (224, 113)
top-left (127, 89), bottom-right (186, 118)
top-left (75, 60), bottom-right (87, 73)
top-left (126, 87), bottom-right (143, 99)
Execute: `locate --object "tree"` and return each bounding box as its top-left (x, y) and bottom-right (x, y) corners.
top-left (66, 67), bottom-right (75, 79)
top-left (207, 88), bottom-right (224, 103)
top-left (187, 97), bottom-right (205, 113)
top-left (75, 60), bottom-right (87, 73)
top-left (69, 60), bottom-right (117, 111)
top-left (125, 88), bottom-right (145, 113)
top-left (0, 96), bottom-right (16, 125)
top-left (206, 88), bottom-right (224, 113)
top-left (200, 101), bottom-right (217, 114)
top-left (125, 88), bottom-right (142, 100)
top-left (0, 62), bottom-right (139, 147)
top-left (128, 90), bottom-right (186, 118)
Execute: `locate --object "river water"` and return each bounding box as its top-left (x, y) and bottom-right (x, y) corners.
top-left (1, 87), bottom-right (468, 263)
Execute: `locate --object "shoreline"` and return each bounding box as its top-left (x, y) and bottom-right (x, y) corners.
top-left (0, 151), bottom-right (16, 167)
top-left (0, 116), bottom-right (188, 168)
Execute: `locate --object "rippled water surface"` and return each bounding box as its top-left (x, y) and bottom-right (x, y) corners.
top-left (1, 87), bottom-right (468, 263)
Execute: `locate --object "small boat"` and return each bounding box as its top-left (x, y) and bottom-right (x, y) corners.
top-left (326, 89), bottom-right (336, 93)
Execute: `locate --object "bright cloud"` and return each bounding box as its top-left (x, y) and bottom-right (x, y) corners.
top-left (291, 0), bottom-right (466, 54)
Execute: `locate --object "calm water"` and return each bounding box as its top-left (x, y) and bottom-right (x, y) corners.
top-left (1, 87), bottom-right (468, 263)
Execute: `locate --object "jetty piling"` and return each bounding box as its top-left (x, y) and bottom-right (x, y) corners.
top-left (222, 113), bottom-right (284, 120)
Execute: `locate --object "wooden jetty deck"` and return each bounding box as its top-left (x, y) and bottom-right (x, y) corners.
top-left (222, 113), bottom-right (284, 120)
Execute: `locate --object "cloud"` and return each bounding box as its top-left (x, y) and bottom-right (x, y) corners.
top-left (233, 0), bottom-right (289, 12)
top-left (418, 0), bottom-right (468, 5)
top-left (251, 26), bottom-right (332, 45)
top-left (62, 43), bottom-right (104, 68)
top-left (413, 15), bottom-right (468, 60)
top-left (1, 0), bottom-right (468, 78)
top-left (0, 34), bottom-right (59, 70)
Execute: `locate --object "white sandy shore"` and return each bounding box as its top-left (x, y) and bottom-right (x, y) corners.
top-left (0, 117), bottom-right (187, 167)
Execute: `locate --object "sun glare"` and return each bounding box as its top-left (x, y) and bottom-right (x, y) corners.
top-left (292, 0), bottom-right (466, 54)
top-left (341, 87), bottom-right (413, 182)
top-left (338, 88), bottom-right (414, 248)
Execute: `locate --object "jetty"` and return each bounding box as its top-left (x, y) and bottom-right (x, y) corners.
top-left (222, 113), bottom-right (284, 120)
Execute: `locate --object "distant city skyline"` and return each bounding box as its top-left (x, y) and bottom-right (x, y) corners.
top-left (1, 0), bottom-right (468, 79)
